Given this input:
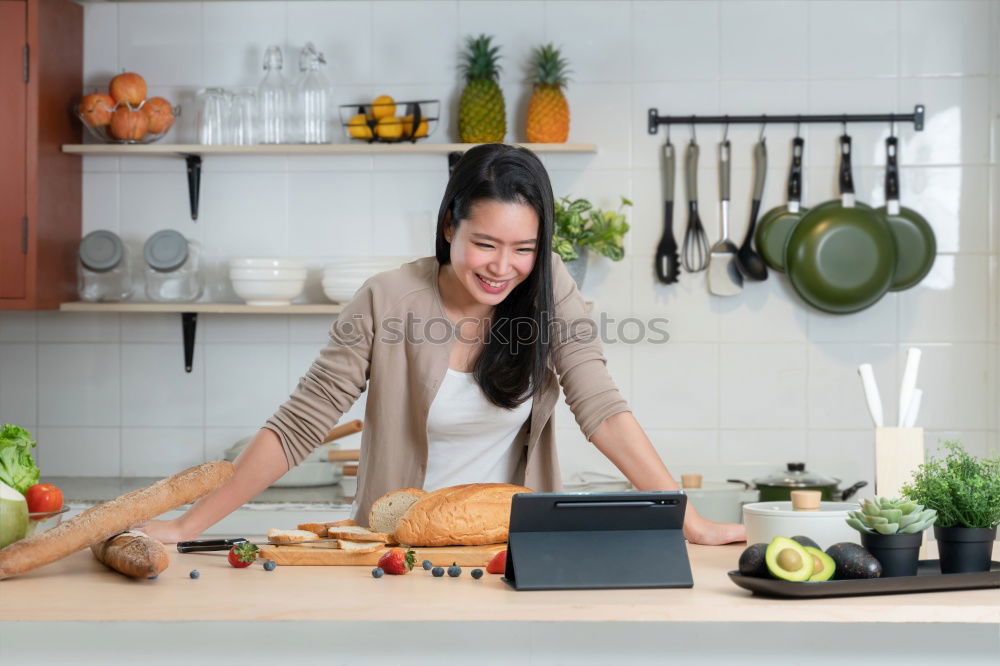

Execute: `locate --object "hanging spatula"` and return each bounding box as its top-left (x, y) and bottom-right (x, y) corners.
top-left (708, 140), bottom-right (743, 296)
top-left (655, 139), bottom-right (680, 284)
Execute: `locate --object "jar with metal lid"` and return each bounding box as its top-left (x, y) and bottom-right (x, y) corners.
top-left (143, 229), bottom-right (203, 302)
top-left (77, 230), bottom-right (133, 302)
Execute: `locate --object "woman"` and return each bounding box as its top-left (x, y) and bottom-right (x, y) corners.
top-left (140, 144), bottom-right (744, 546)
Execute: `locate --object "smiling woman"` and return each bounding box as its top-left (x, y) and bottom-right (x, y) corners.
top-left (138, 144), bottom-right (744, 547)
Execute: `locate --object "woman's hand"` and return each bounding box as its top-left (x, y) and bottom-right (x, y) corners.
top-left (683, 515), bottom-right (746, 546)
top-left (133, 518), bottom-right (196, 545)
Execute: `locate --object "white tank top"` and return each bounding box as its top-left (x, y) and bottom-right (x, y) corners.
top-left (423, 368), bottom-right (532, 492)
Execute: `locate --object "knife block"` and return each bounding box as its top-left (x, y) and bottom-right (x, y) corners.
top-left (874, 427), bottom-right (925, 499)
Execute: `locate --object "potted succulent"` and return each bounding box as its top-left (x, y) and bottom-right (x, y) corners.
top-left (901, 440), bottom-right (1000, 574)
top-left (846, 497), bottom-right (937, 577)
top-left (552, 195), bottom-right (631, 288)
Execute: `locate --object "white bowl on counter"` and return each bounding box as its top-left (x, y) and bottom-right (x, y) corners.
top-left (743, 501), bottom-right (860, 550)
top-left (230, 267), bottom-right (308, 281)
top-left (231, 277), bottom-right (306, 306)
top-left (230, 257), bottom-right (306, 270)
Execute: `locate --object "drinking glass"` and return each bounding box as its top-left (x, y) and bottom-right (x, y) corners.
top-left (197, 87), bottom-right (229, 145)
top-left (229, 89), bottom-right (257, 145)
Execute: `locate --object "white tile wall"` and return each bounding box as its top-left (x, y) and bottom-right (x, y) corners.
top-left (0, 1), bottom-right (997, 487)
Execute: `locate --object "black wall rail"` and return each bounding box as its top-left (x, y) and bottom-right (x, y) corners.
top-left (648, 105), bottom-right (925, 135)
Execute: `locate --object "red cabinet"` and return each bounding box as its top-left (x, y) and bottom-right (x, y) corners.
top-left (0, 0), bottom-right (81, 310)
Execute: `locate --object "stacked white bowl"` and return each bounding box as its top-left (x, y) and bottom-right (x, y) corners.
top-left (321, 256), bottom-right (416, 303)
top-left (229, 258), bottom-right (307, 306)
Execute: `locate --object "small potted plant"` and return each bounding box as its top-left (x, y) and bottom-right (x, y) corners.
top-left (552, 195), bottom-right (631, 288)
top-left (901, 440), bottom-right (1000, 574)
top-left (846, 497), bottom-right (937, 577)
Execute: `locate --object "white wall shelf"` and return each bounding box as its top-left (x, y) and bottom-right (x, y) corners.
top-left (62, 142), bottom-right (597, 221)
top-left (60, 301), bottom-right (343, 372)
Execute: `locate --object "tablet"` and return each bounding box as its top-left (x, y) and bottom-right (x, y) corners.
top-left (503, 491), bottom-right (693, 590)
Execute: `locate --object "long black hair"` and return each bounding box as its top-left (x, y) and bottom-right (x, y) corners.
top-left (434, 144), bottom-right (554, 409)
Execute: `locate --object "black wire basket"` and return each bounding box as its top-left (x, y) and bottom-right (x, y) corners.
top-left (338, 99), bottom-right (440, 144)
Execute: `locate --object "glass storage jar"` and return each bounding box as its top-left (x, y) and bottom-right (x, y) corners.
top-left (143, 229), bottom-right (203, 302)
top-left (77, 230), bottom-right (133, 302)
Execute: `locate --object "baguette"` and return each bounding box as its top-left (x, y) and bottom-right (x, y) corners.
top-left (90, 530), bottom-right (169, 579)
top-left (393, 483), bottom-right (533, 547)
top-left (0, 461), bottom-right (234, 580)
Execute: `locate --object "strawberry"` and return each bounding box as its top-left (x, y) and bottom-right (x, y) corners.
top-left (486, 549), bottom-right (506, 575)
top-left (377, 548), bottom-right (416, 575)
top-left (228, 542), bottom-right (259, 568)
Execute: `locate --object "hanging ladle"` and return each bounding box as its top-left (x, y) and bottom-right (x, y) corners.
top-left (735, 122), bottom-right (769, 281)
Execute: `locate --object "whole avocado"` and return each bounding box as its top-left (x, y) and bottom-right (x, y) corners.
top-left (790, 535), bottom-right (821, 551)
top-left (825, 542), bottom-right (881, 579)
top-left (738, 543), bottom-right (771, 577)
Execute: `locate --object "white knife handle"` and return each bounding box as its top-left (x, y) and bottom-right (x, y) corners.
top-left (904, 388), bottom-right (923, 428)
top-left (858, 364), bottom-right (884, 428)
top-left (897, 348), bottom-right (922, 427)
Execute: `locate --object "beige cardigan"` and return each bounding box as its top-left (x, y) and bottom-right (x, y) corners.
top-left (264, 255), bottom-right (630, 525)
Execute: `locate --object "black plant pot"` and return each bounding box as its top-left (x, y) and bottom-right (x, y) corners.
top-left (860, 531), bottom-right (923, 577)
top-left (934, 525), bottom-right (998, 574)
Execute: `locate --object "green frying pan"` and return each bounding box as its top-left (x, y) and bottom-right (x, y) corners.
top-left (876, 136), bottom-right (936, 291)
top-left (755, 137), bottom-right (808, 272)
top-left (784, 135), bottom-right (897, 314)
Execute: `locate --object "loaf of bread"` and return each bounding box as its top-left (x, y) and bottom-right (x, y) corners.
top-left (392, 483), bottom-right (533, 547)
top-left (90, 530), bottom-right (170, 579)
top-left (0, 461), bottom-right (234, 580)
top-left (368, 487), bottom-right (426, 535)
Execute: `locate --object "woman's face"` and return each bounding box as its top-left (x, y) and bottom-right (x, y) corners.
top-left (445, 199), bottom-right (539, 306)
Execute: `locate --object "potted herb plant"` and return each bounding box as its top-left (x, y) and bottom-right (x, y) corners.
top-left (846, 497), bottom-right (937, 577)
top-left (901, 440), bottom-right (1000, 574)
top-left (552, 195), bottom-right (631, 288)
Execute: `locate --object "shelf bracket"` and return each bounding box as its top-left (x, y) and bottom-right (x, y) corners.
top-left (181, 312), bottom-right (197, 372)
top-left (183, 154), bottom-right (202, 221)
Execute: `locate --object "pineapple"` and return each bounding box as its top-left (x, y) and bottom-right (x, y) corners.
top-left (526, 44), bottom-right (570, 143)
top-left (458, 34), bottom-right (506, 143)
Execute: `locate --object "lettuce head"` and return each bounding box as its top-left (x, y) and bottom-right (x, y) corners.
top-left (0, 424), bottom-right (40, 494)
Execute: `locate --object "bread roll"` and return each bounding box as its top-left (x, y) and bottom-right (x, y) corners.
top-left (90, 530), bottom-right (169, 579)
top-left (0, 461), bottom-right (234, 580)
top-left (392, 483), bottom-right (533, 547)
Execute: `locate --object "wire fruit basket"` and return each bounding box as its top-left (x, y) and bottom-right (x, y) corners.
top-left (338, 99), bottom-right (439, 143)
top-left (76, 95), bottom-right (181, 144)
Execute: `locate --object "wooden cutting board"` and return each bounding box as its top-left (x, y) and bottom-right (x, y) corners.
top-left (259, 543), bottom-right (505, 567)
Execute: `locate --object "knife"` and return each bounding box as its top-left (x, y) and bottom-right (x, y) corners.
top-left (176, 537), bottom-right (341, 553)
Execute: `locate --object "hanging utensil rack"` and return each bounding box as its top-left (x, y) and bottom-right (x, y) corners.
top-left (647, 105), bottom-right (925, 134)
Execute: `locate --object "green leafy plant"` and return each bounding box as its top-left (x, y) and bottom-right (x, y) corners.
top-left (846, 497), bottom-right (937, 535)
top-left (0, 424), bottom-right (40, 495)
top-left (552, 195), bottom-right (631, 263)
top-left (901, 440), bottom-right (1000, 529)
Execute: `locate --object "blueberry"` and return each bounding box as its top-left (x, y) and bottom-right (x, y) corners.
top-left (149, 575), bottom-right (158, 580)
top-left (447, 563), bottom-right (461, 577)
top-left (431, 567), bottom-right (444, 577)
top-left (189, 570), bottom-right (200, 579)
top-left (422, 559), bottom-right (433, 570)
top-left (263, 560), bottom-right (277, 572)
top-left (372, 567), bottom-right (384, 578)
top-left (471, 568), bottom-right (483, 579)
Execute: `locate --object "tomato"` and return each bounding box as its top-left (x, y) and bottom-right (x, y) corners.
top-left (25, 484), bottom-right (63, 518)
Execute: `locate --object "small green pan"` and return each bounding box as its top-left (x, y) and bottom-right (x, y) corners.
top-left (876, 136), bottom-right (936, 291)
top-left (785, 135), bottom-right (897, 314)
top-left (755, 137), bottom-right (808, 272)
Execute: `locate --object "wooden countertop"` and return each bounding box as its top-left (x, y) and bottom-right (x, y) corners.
top-left (2, 542), bottom-right (997, 624)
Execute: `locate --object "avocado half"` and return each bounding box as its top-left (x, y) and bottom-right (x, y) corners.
top-left (803, 546), bottom-right (835, 581)
top-left (765, 536), bottom-right (813, 582)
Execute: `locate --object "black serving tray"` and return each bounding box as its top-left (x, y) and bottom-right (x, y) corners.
top-left (728, 560), bottom-right (1000, 598)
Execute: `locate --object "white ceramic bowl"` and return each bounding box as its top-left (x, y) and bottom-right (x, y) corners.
top-left (231, 277), bottom-right (305, 306)
top-left (743, 501), bottom-right (860, 550)
top-left (322, 283), bottom-right (360, 303)
top-left (229, 267), bottom-right (308, 281)
top-left (230, 257), bottom-right (307, 270)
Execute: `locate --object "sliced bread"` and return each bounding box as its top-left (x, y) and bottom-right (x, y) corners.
top-left (338, 538), bottom-right (385, 554)
top-left (326, 525), bottom-right (389, 543)
top-left (267, 528), bottom-right (321, 544)
top-left (368, 487), bottom-right (427, 535)
top-left (296, 519), bottom-right (358, 537)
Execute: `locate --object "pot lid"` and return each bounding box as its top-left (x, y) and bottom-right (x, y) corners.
top-left (752, 462), bottom-right (838, 488)
top-left (144, 229), bottom-right (189, 272)
top-left (79, 230), bottom-right (124, 272)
